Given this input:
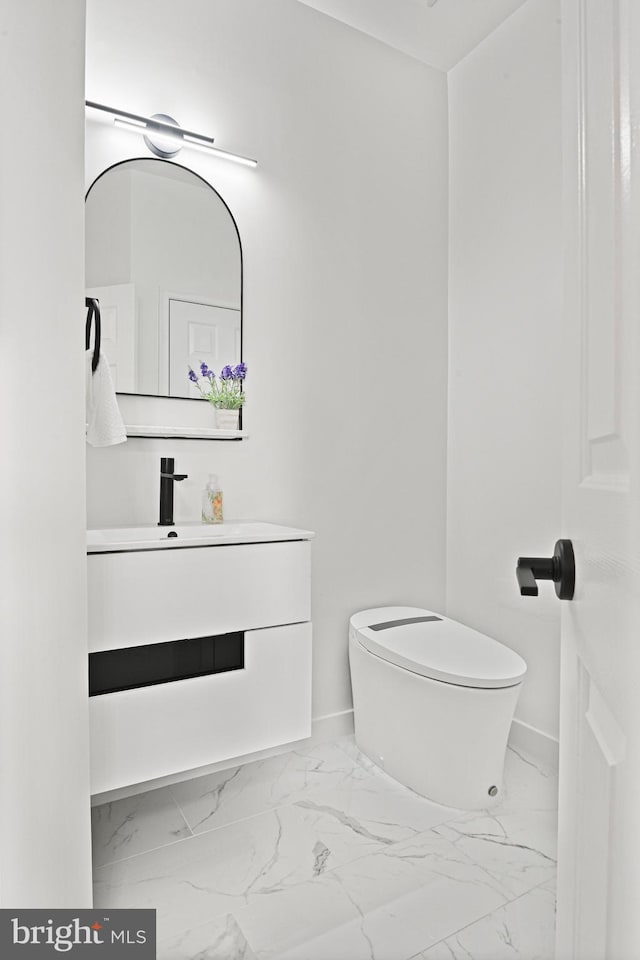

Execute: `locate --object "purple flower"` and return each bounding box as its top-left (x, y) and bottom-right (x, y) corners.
top-left (233, 362), bottom-right (247, 380)
top-left (200, 361), bottom-right (213, 378)
top-left (220, 365), bottom-right (234, 380)
top-left (188, 368), bottom-right (198, 383)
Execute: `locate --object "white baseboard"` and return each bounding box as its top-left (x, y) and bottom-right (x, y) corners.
top-left (509, 717), bottom-right (559, 772)
top-left (310, 708), bottom-right (354, 743)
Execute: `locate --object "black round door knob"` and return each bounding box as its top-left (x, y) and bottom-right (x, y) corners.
top-left (516, 539), bottom-right (575, 600)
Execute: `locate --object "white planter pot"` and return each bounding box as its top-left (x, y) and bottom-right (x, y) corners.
top-left (215, 408), bottom-right (240, 430)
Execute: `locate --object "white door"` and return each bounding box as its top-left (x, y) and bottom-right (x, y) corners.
top-left (85, 282), bottom-right (136, 392)
top-left (167, 299), bottom-right (241, 398)
top-left (556, 2), bottom-right (640, 957)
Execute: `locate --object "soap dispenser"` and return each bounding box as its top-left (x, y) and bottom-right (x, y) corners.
top-left (202, 474), bottom-right (223, 524)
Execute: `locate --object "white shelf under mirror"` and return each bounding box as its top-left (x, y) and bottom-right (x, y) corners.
top-left (115, 394), bottom-right (247, 441)
top-left (125, 424), bottom-right (247, 440)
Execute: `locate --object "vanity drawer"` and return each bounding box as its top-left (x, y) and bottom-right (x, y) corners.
top-left (87, 539), bottom-right (311, 653)
top-left (89, 622), bottom-right (312, 795)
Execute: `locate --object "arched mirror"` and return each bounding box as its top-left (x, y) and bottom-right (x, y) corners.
top-left (85, 159), bottom-right (242, 399)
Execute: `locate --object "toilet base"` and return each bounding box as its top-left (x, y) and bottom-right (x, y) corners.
top-left (349, 634), bottom-right (522, 810)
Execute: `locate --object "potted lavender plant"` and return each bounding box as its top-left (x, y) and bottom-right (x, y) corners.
top-left (188, 362), bottom-right (247, 429)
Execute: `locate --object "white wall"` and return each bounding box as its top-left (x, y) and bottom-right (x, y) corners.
top-left (85, 164), bottom-right (132, 287)
top-left (447, 0), bottom-right (562, 741)
top-left (85, 0), bottom-right (449, 726)
top-left (0, 0), bottom-right (92, 904)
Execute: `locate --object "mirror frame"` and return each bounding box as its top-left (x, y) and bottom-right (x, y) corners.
top-left (85, 157), bottom-right (244, 402)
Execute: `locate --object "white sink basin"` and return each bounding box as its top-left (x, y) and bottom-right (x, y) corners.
top-left (87, 520), bottom-right (315, 553)
top-left (90, 524), bottom-right (236, 544)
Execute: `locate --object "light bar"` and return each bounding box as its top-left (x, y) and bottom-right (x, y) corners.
top-left (86, 100), bottom-right (258, 168)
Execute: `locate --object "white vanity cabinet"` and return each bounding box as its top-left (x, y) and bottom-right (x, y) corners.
top-left (87, 523), bottom-right (313, 795)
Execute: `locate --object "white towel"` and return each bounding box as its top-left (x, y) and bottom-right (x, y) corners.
top-left (86, 350), bottom-right (127, 447)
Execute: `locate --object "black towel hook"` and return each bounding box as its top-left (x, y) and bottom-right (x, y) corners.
top-left (85, 297), bottom-right (101, 373)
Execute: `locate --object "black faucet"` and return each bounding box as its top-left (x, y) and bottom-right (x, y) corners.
top-left (158, 457), bottom-right (188, 526)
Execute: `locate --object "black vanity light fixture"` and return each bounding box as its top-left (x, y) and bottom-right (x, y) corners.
top-left (85, 100), bottom-right (258, 168)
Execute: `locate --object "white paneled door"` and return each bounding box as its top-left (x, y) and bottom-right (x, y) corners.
top-left (557, 1), bottom-right (640, 957)
top-left (168, 298), bottom-right (241, 398)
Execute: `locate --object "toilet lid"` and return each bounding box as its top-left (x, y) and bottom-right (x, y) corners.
top-left (350, 606), bottom-right (527, 689)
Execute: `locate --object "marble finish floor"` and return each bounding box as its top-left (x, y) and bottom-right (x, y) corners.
top-left (92, 736), bottom-right (558, 960)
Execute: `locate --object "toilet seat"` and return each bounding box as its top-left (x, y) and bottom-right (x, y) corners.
top-left (350, 606), bottom-right (527, 689)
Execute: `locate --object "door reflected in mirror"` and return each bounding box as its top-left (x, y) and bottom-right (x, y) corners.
top-left (85, 159), bottom-right (242, 399)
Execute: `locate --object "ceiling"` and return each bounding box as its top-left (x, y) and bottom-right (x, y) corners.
top-left (295, 0), bottom-right (528, 72)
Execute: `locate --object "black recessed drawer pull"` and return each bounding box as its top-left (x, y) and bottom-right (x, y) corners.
top-left (89, 631), bottom-right (244, 696)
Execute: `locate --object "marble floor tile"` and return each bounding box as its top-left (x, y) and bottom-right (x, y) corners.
top-left (433, 808), bottom-right (557, 899)
top-left (91, 787), bottom-right (192, 868)
top-left (157, 914), bottom-right (258, 960)
top-left (332, 734), bottom-right (380, 774)
top-left (293, 766), bottom-right (464, 847)
top-left (235, 830), bottom-right (511, 960)
top-left (94, 796), bottom-right (397, 941)
top-left (415, 883), bottom-right (557, 960)
top-left (92, 737), bottom-right (558, 959)
top-left (335, 736), bottom-right (558, 824)
top-left (492, 747), bottom-right (559, 815)
top-left (223, 873), bottom-right (365, 960)
top-left (169, 741), bottom-right (370, 835)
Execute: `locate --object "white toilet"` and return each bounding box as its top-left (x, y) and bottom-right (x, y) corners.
top-left (349, 606), bottom-right (527, 809)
